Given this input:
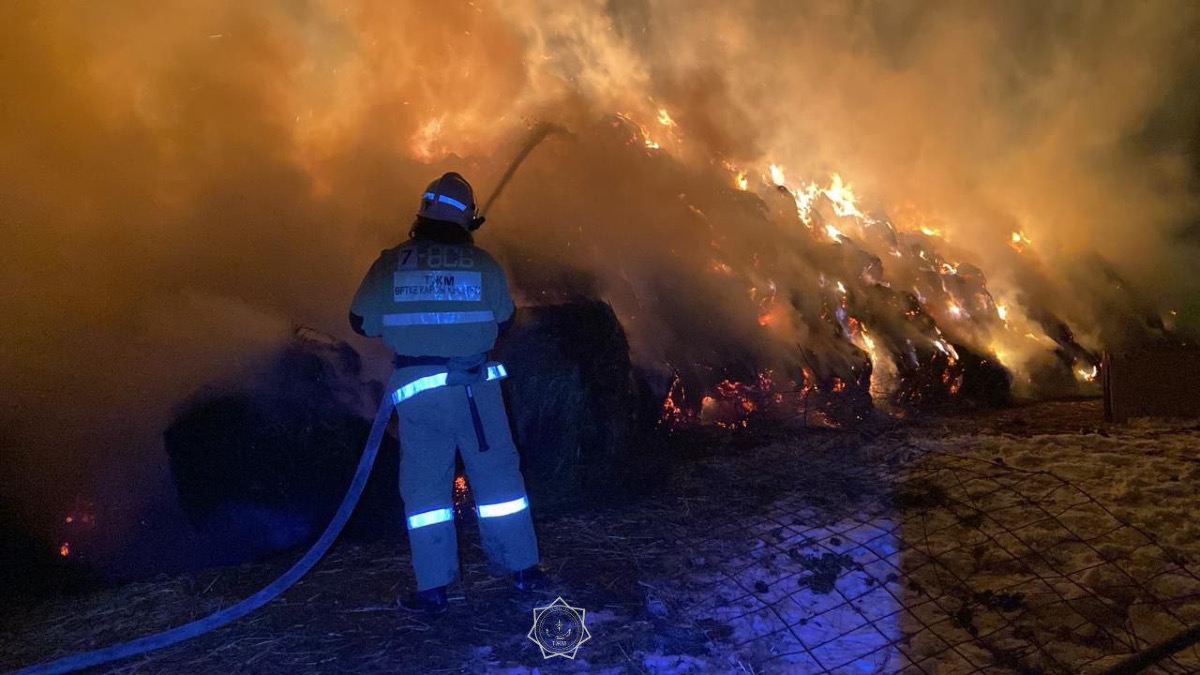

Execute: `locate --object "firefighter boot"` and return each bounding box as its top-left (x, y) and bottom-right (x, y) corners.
top-left (513, 565), bottom-right (547, 592)
top-left (399, 585), bottom-right (449, 615)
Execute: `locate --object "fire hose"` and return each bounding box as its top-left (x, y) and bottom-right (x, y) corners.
top-left (1101, 624), bottom-right (1200, 674)
top-left (10, 123), bottom-right (565, 675)
top-left (477, 121), bottom-right (566, 218)
top-left (10, 394), bottom-right (394, 675)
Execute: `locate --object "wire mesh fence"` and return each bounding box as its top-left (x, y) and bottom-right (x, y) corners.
top-left (651, 407), bottom-right (1200, 673)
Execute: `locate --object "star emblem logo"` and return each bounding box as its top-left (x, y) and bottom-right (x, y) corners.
top-left (527, 596), bottom-right (592, 659)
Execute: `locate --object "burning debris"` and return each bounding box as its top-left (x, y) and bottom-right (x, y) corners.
top-left (54, 499), bottom-right (97, 561)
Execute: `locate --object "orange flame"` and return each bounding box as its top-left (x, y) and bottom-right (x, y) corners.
top-left (822, 174), bottom-right (863, 218)
top-left (769, 164), bottom-right (786, 186)
top-left (1009, 230), bottom-right (1033, 252)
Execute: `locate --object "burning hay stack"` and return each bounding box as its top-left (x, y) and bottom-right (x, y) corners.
top-left (485, 111), bottom-right (1186, 435)
top-left (601, 141), bottom-right (1029, 429)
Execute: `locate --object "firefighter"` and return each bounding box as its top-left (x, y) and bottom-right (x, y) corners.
top-left (349, 172), bottom-right (542, 614)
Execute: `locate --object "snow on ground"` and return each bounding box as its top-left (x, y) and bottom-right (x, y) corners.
top-left (670, 506), bottom-right (905, 672)
top-left (653, 412), bottom-right (1200, 674)
top-left (896, 419), bottom-right (1200, 673)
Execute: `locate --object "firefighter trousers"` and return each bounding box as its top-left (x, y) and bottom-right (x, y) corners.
top-left (389, 368), bottom-right (540, 591)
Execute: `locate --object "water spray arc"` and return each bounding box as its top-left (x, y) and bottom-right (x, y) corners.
top-left (478, 122), bottom-right (568, 220)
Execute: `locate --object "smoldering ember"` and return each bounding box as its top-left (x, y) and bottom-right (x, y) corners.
top-left (3, 2), bottom-right (1200, 674)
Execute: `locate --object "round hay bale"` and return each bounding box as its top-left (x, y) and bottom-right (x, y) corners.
top-left (497, 300), bottom-right (668, 508)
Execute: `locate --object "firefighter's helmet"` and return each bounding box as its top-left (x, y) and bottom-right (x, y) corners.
top-left (417, 172), bottom-right (479, 229)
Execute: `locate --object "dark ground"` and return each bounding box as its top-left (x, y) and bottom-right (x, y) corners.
top-left (3, 399), bottom-right (1198, 674)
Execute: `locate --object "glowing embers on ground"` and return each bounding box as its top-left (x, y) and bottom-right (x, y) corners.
top-left (661, 371), bottom-right (788, 429)
top-left (660, 368), bottom-right (870, 430)
top-left (57, 500), bottom-right (97, 560)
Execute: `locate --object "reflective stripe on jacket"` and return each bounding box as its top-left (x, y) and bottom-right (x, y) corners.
top-left (349, 239), bottom-right (515, 357)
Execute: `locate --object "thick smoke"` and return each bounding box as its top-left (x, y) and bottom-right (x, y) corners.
top-left (2, 0), bottom-right (1198, 564)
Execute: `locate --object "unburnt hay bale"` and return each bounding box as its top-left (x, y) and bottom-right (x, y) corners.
top-left (165, 303), bottom-right (665, 560)
top-left (497, 300), bottom-right (668, 508)
top-left (165, 328), bottom-right (401, 561)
